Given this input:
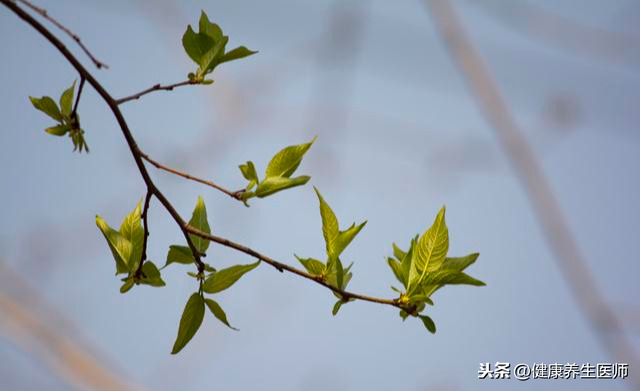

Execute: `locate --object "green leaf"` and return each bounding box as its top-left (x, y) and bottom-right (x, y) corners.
top-left (254, 176), bottom-right (310, 198)
top-left (202, 261), bottom-right (260, 294)
top-left (239, 161), bottom-right (259, 189)
top-left (164, 245), bottom-right (196, 268)
top-left (199, 11), bottom-right (223, 41)
top-left (171, 293), bottom-right (205, 354)
top-left (419, 315), bottom-right (436, 334)
top-left (45, 124), bottom-right (69, 136)
top-left (387, 257), bottom-right (404, 286)
top-left (205, 298), bottom-right (238, 330)
top-left (409, 207), bottom-right (449, 289)
top-left (188, 196), bottom-right (211, 254)
top-left (182, 25), bottom-right (215, 65)
top-left (314, 188), bottom-right (339, 257)
top-left (96, 215), bottom-right (131, 275)
top-left (392, 243), bottom-right (406, 263)
top-left (295, 255), bottom-right (325, 276)
top-left (334, 221), bottom-right (367, 258)
top-left (59, 80), bottom-right (76, 117)
top-left (139, 261), bottom-right (166, 287)
top-left (442, 253), bottom-right (480, 272)
top-left (199, 35), bottom-right (228, 72)
top-left (265, 137), bottom-right (315, 179)
top-left (218, 46), bottom-right (258, 65)
top-left (120, 278), bottom-right (134, 293)
top-left (332, 300), bottom-right (344, 316)
top-left (29, 96), bottom-right (62, 122)
top-left (120, 201), bottom-right (144, 272)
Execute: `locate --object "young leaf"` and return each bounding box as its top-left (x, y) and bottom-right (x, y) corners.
top-left (96, 215), bottom-right (131, 275)
top-left (59, 80), bottom-right (76, 117)
top-left (419, 315), bottom-right (437, 334)
top-left (314, 188), bottom-right (338, 256)
top-left (314, 188), bottom-right (365, 259)
top-left (199, 35), bottom-right (228, 73)
top-left (409, 206), bottom-right (449, 288)
top-left (239, 161), bottom-right (259, 189)
top-left (442, 253), bottom-right (480, 272)
top-left (254, 176), bottom-right (310, 198)
top-left (334, 221), bottom-right (367, 258)
top-left (265, 137), bottom-right (316, 179)
top-left (29, 96), bottom-right (63, 122)
top-left (332, 300), bottom-right (344, 316)
top-left (387, 257), bottom-right (404, 286)
top-left (45, 124), bottom-right (70, 136)
top-left (202, 261), bottom-right (260, 294)
top-left (164, 245), bottom-right (196, 268)
top-left (188, 196), bottom-right (211, 254)
top-left (205, 298), bottom-right (238, 330)
top-left (120, 201), bottom-right (144, 272)
top-left (139, 261), bottom-right (166, 287)
top-left (120, 278), bottom-right (134, 293)
top-left (182, 25), bottom-right (214, 65)
top-left (171, 293), bottom-right (205, 354)
top-left (198, 11), bottom-right (223, 41)
top-left (295, 255), bottom-right (325, 276)
top-left (392, 243), bottom-right (406, 262)
top-left (218, 46), bottom-right (258, 65)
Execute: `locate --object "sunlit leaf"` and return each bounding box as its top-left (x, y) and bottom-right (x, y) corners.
top-left (96, 215), bottom-right (131, 275)
top-left (295, 255), bottom-right (325, 276)
top-left (171, 293), bottom-right (205, 354)
top-left (188, 196), bottom-right (211, 254)
top-left (29, 95), bottom-right (62, 122)
top-left (265, 137), bottom-right (315, 179)
top-left (164, 245), bottom-right (195, 268)
top-left (120, 201), bottom-right (144, 272)
top-left (59, 80), bottom-right (76, 117)
top-left (202, 261), bottom-right (260, 294)
top-left (205, 298), bottom-right (238, 330)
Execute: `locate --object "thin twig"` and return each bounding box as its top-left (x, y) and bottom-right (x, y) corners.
top-left (140, 151), bottom-right (244, 201)
top-left (424, 0), bottom-right (639, 386)
top-left (71, 76), bottom-right (85, 118)
top-left (1, 0), bottom-right (401, 310)
top-left (16, 0), bottom-right (108, 69)
top-left (116, 80), bottom-right (196, 105)
top-left (184, 225), bottom-right (401, 307)
top-left (135, 190), bottom-right (153, 278)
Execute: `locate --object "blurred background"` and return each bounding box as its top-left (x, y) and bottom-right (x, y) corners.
top-left (1, 0), bottom-right (639, 390)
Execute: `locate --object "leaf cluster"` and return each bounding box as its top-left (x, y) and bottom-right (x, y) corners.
top-left (96, 202), bottom-right (165, 292)
top-left (296, 188), bottom-right (367, 315)
top-left (386, 207), bottom-right (485, 333)
top-left (238, 137), bottom-right (315, 203)
top-left (29, 80), bottom-right (88, 152)
top-left (182, 11), bottom-right (257, 84)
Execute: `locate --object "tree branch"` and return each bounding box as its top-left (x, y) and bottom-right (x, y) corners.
top-left (184, 225), bottom-right (400, 307)
top-left (16, 0), bottom-right (108, 69)
top-left (116, 80), bottom-right (198, 105)
top-left (71, 76), bottom-right (84, 118)
top-left (140, 150), bottom-right (244, 201)
top-left (3, 0), bottom-right (402, 311)
top-left (135, 190), bottom-right (153, 278)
